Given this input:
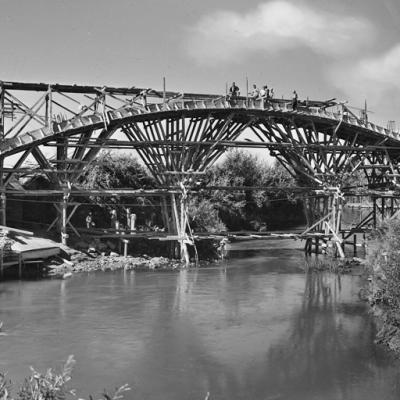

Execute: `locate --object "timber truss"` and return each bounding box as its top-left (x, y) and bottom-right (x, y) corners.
top-left (1, 80), bottom-right (400, 260)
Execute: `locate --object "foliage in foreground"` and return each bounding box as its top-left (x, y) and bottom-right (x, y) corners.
top-left (367, 218), bottom-right (400, 310)
top-left (0, 356), bottom-right (129, 400)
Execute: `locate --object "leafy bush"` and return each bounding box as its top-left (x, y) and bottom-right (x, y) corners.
top-left (0, 356), bottom-right (129, 400)
top-left (198, 150), bottom-right (304, 230)
top-left (187, 197), bottom-right (226, 233)
top-left (367, 218), bottom-right (400, 309)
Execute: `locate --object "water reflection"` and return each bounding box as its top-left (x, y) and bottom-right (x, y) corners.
top-left (260, 272), bottom-right (395, 400)
top-left (0, 242), bottom-right (400, 400)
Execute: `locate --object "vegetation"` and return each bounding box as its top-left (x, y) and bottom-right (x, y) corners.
top-left (79, 152), bottom-right (159, 228)
top-left (367, 219), bottom-right (400, 309)
top-left (0, 356), bottom-right (129, 400)
top-left (365, 218), bottom-right (400, 352)
top-left (199, 150), bottom-right (304, 231)
top-left (77, 149), bottom-right (303, 233)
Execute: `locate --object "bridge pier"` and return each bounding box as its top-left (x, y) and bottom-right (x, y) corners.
top-left (302, 188), bottom-right (345, 258)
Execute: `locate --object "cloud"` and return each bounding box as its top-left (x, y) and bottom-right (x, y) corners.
top-left (329, 43), bottom-right (400, 100)
top-left (184, 1), bottom-right (375, 64)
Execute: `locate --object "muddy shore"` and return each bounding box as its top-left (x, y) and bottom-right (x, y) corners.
top-left (45, 249), bottom-right (188, 278)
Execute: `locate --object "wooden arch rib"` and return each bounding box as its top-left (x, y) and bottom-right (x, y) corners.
top-left (2, 103), bottom-right (400, 190)
top-left (121, 113), bottom-right (254, 185)
top-left (251, 116), bottom-right (399, 188)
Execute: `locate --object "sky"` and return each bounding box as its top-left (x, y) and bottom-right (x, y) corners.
top-left (1, 0), bottom-right (400, 127)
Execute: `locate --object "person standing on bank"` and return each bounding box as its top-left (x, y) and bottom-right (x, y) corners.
top-left (110, 209), bottom-right (118, 230)
top-left (292, 90), bottom-right (298, 110)
top-left (86, 211), bottom-right (95, 229)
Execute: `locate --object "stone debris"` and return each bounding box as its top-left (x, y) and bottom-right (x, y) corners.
top-left (45, 252), bottom-right (184, 278)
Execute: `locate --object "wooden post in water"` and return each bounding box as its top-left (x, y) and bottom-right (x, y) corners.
top-left (123, 239), bottom-right (129, 257)
top-left (353, 234), bottom-right (357, 257)
top-left (18, 254), bottom-right (22, 279)
top-left (180, 192), bottom-right (190, 265)
top-left (61, 189), bottom-right (69, 246)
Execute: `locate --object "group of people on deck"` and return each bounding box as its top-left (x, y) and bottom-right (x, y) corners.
top-left (248, 84), bottom-right (275, 102)
top-left (227, 81), bottom-right (299, 110)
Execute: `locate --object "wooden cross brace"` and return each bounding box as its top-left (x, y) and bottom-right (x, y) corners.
top-left (47, 203), bottom-right (80, 237)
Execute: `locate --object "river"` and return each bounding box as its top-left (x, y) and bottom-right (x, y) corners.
top-left (1, 239), bottom-right (400, 400)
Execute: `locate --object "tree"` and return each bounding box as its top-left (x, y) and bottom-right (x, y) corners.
top-left (79, 152), bottom-right (158, 228)
top-left (200, 150), bottom-right (304, 230)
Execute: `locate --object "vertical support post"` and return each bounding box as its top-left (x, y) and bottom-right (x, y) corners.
top-left (0, 248), bottom-right (3, 278)
top-left (170, 193), bottom-right (180, 259)
top-left (161, 196), bottom-right (171, 233)
top-left (372, 196), bottom-right (377, 228)
top-left (391, 196), bottom-right (394, 216)
top-left (123, 239), bottom-right (128, 257)
top-left (18, 254), bottom-right (22, 279)
top-left (0, 190), bottom-right (6, 227)
top-left (180, 192), bottom-right (190, 265)
top-left (353, 234), bottom-right (357, 257)
top-left (363, 232), bottom-right (367, 253)
top-left (163, 77), bottom-right (166, 106)
top-left (341, 232), bottom-right (345, 254)
top-left (171, 192), bottom-right (190, 265)
top-left (61, 189), bottom-right (69, 246)
top-left (0, 81), bottom-right (4, 139)
top-left (46, 85), bottom-right (53, 131)
top-left (325, 188), bottom-right (345, 259)
top-left (0, 83), bottom-right (6, 226)
top-left (246, 76), bottom-right (249, 107)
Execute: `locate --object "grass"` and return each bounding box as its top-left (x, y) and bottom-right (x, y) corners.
top-left (0, 355), bottom-right (130, 400)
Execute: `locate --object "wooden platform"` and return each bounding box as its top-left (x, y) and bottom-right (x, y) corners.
top-left (11, 235), bottom-right (61, 261)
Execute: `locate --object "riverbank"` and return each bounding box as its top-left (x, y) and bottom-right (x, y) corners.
top-left (45, 249), bottom-right (187, 278)
top-left (360, 222), bottom-right (400, 356)
top-left (362, 270), bottom-right (400, 354)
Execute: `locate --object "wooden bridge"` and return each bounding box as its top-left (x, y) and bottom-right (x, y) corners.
top-left (0, 80), bottom-right (399, 261)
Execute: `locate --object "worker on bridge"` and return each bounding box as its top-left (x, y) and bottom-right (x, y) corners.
top-left (227, 82), bottom-right (240, 106)
top-left (292, 90), bottom-right (298, 110)
top-left (249, 84), bottom-right (259, 100)
top-left (259, 85), bottom-right (269, 108)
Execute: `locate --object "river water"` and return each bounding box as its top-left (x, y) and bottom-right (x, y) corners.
top-left (1, 239), bottom-right (400, 400)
